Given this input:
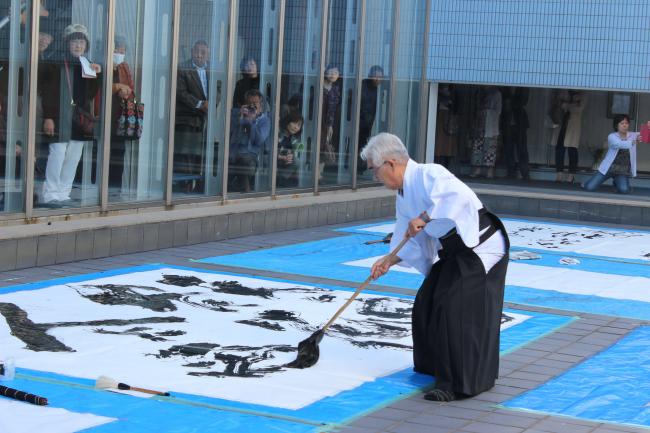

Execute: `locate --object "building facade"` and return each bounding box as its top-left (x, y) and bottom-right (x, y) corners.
top-left (0, 0), bottom-right (649, 231)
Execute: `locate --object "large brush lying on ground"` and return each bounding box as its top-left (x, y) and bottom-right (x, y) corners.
top-left (286, 234), bottom-right (410, 369)
top-left (95, 375), bottom-right (170, 396)
top-left (0, 385), bottom-right (48, 405)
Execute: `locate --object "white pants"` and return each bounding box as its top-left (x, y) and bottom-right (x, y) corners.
top-left (42, 140), bottom-right (84, 203)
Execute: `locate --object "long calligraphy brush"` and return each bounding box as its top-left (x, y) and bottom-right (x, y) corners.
top-left (286, 232), bottom-right (411, 369)
top-left (95, 375), bottom-right (170, 396)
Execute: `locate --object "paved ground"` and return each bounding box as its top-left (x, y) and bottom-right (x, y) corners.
top-left (1, 216), bottom-right (648, 433)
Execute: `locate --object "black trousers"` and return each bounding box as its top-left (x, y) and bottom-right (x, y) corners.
top-left (555, 144), bottom-right (578, 174)
top-left (411, 210), bottom-right (509, 396)
top-left (503, 126), bottom-right (529, 178)
top-left (555, 112), bottom-right (577, 173)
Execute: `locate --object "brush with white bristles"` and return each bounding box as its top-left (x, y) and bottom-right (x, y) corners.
top-left (95, 375), bottom-right (170, 397)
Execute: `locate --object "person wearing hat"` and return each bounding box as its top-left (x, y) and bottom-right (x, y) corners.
top-left (39, 23), bottom-right (102, 207)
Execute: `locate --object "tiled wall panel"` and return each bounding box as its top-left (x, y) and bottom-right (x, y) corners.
top-left (428, 0), bottom-right (650, 91)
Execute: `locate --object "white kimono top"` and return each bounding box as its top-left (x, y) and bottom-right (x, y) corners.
top-left (597, 132), bottom-right (638, 177)
top-left (391, 160), bottom-right (484, 276)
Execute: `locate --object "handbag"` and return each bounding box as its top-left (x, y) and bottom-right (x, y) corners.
top-left (72, 104), bottom-right (96, 136)
top-left (115, 97), bottom-right (144, 139)
top-left (65, 59), bottom-right (97, 138)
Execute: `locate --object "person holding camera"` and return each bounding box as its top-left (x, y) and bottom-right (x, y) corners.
top-left (228, 89), bottom-right (270, 192)
top-left (582, 114), bottom-right (649, 194)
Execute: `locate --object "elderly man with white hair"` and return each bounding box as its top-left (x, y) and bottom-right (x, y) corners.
top-left (364, 133), bottom-right (510, 402)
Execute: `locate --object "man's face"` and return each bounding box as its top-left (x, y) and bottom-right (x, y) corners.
top-left (370, 73), bottom-right (383, 87)
top-left (192, 44), bottom-right (209, 67)
top-left (38, 32), bottom-right (53, 53)
top-left (367, 159), bottom-right (400, 190)
top-left (246, 96), bottom-right (262, 115)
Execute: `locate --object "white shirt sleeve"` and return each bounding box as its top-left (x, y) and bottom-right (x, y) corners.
top-left (608, 132), bottom-right (634, 150)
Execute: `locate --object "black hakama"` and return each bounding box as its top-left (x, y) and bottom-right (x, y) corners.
top-left (411, 210), bottom-right (509, 396)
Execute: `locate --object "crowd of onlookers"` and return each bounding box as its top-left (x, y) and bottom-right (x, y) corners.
top-left (1, 1), bottom-right (645, 214)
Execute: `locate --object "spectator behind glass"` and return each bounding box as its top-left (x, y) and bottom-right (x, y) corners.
top-left (319, 64), bottom-right (341, 178)
top-left (39, 23), bottom-right (102, 208)
top-left (229, 89), bottom-right (271, 192)
top-left (34, 17), bottom-right (56, 180)
top-left (233, 57), bottom-right (259, 108)
top-left (434, 84), bottom-right (458, 169)
top-left (582, 114), bottom-right (649, 194)
top-left (554, 90), bottom-right (586, 183)
top-left (357, 65), bottom-right (383, 174)
top-left (500, 87), bottom-right (530, 180)
top-left (277, 111), bottom-right (303, 188)
top-left (174, 40), bottom-right (219, 193)
top-left (110, 35), bottom-right (138, 196)
top-left (469, 86), bottom-right (501, 179)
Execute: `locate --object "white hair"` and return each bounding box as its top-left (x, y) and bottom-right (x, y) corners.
top-left (360, 133), bottom-right (410, 167)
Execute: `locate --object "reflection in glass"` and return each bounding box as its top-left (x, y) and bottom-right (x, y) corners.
top-left (391, 0), bottom-right (426, 158)
top-left (0, 0), bottom-right (31, 213)
top-left (320, 0), bottom-right (361, 188)
top-left (35, 2), bottom-right (107, 210)
top-left (172, 0), bottom-right (229, 198)
top-left (227, 0), bottom-right (279, 195)
top-left (108, 0), bottom-right (172, 204)
top-left (356, 1), bottom-right (392, 183)
top-left (357, 65), bottom-right (383, 173)
top-left (276, 0), bottom-right (323, 191)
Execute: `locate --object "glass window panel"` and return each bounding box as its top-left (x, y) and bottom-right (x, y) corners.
top-left (356, 0), bottom-right (391, 183)
top-left (391, 0), bottom-right (426, 158)
top-left (108, 0), bottom-right (173, 204)
top-left (320, 0), bottom-right (361, 188)
top-left (34, 0), bottom-right (108, 210)
top-left (276, 0), bottom-right (323, 191)
top-left (436, 84), bottom-right (650, 193)
top-left (172, 0), bottom-right (230, 198)
top-left (637, 93), bottom-right (650, 177)
top-left (227, 0), bottom-right (279, 195)
top-left (0, 0), bottom-right (31, 214)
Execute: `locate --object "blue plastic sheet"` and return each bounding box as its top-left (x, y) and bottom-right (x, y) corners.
top-left (197, 233), bottom-right (424, 289)
top-left (504, 326), bottom-right (650, 428)
top-left (199, 221), bottom-right (650, 320)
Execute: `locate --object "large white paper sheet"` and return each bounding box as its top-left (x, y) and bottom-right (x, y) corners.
top-left (357, 221), bottom-right (650, 261)
top-left (0, 399), bottom-right (115, 433)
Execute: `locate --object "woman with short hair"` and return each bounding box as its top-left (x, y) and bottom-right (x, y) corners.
top-left (39, 23), bottom-right (102, 207)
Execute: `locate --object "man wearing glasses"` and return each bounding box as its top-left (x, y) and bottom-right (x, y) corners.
top-left (363, 133), bottom-right (510, 402)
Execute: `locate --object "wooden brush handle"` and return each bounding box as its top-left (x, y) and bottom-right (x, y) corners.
top-left (130, 386), bottom-right (170, 396)
top-left (118, 382), bottom-right (169, 396)
top-left (322, 234), bottom-right (410, 333)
